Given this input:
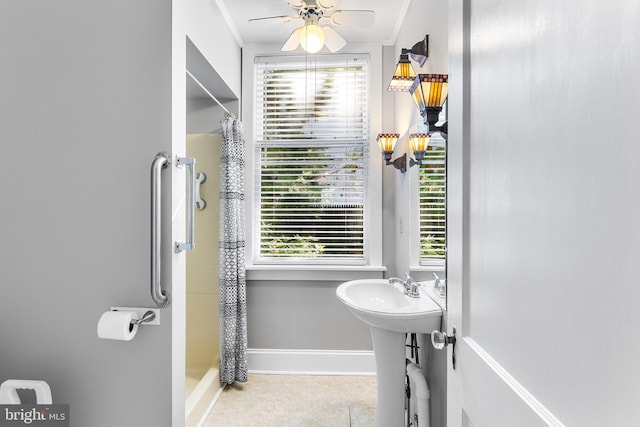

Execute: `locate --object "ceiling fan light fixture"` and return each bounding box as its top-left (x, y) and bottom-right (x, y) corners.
top-left (270, 3), bottom-right (372, 54)
top-left (300, 22), bottom-right (325, 53)
top-left (321, 25), bottom-right (347, 52)
top-left (282, 27), bottom-right (304, 51)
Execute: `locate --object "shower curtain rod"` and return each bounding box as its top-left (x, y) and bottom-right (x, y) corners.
top-left (186, 69), bottom-right (231, 115)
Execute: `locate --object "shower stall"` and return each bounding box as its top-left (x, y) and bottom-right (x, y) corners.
top-left (184, 132), bottom-right (222, 425)
top-left (185, 39), bottom-right (239, 426)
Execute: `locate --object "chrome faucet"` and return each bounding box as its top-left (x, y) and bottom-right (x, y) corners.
top-left (389, 273), bottom-right (421, 298)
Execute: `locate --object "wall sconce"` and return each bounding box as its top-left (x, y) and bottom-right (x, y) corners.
top-left (409, 74), bottom-right (448, 132)
top-left (377, 133), bottom-right (431, 173)
top-left (387, 35), bottom-right (429, 92)
top-left (409, 133), bottom-right (430, 166)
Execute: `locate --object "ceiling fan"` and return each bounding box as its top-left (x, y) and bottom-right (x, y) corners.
top-left (249, 0), bottom-right (375, 53)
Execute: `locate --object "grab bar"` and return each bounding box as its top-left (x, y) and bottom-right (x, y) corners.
top-left (175, 156), bottom-right (196, 253)
top-left (151, 152), bottom-right (171, 307)
top-left (195, 172), bottom-right (207, 210)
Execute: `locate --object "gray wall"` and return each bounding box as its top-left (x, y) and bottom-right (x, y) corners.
top-left (247, 280), bottom-right (373, 350)
top-left (0, 1), bottom-right (173, 426)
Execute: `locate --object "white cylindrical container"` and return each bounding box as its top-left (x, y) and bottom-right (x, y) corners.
top-left (97, 310), bottom-right (138, 341)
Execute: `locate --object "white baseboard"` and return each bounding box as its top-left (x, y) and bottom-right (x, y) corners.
top-left (247, 348), bottom-right (376, 375)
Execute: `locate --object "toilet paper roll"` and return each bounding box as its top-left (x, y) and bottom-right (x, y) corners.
top-left (97, 311), bottom-right (139, 341)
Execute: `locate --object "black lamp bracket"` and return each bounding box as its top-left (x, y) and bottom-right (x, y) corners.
top-left (383, 151), bottom-right (407, 173)
top-left (423, 107), bottom-right (440, 128)
top-left (420, 108), bottom-right (448, 141)
top-left (383, 151), bottom-right (424, 173)
top-left (402, 35), bottom-right (429, 67)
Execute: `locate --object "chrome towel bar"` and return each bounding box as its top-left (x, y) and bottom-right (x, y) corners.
top-left (150, 152), bottom-right (170, 307)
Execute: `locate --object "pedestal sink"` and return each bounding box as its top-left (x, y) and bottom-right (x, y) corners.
top-left (336, 279), bottom-right (442, 427)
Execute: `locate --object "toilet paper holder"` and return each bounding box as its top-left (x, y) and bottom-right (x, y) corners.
top-left (132, 310), bottom-right (156, 325)
top-left (112, 307), bottom-right (161, 326)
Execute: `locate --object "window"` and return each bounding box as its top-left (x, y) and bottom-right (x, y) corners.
top-left (419, 137), bottom-right (446, 264)
top-left (254, 55), bottom-right (369, 264)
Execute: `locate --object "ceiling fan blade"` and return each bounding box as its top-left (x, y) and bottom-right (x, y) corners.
top-left (281, 27), bottom-right (303, 51)
top-left (316, 0), bottom-right (335, 10)
top-left (249, 15), bottom-right (294, 23)
top-left (330, 10), bottom-right (375, 28)
top-left (287, 1), bottom-right (306, 9)
top-left (321, 26), bottom-right (347, 53)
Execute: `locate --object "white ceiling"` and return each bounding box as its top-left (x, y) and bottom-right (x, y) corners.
top-left (216, 0), bottom-right (411, 47)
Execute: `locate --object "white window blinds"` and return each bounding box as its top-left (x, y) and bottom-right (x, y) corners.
top-left (255, 55), bottom-right (369, 262)
top-left (419, 140), bottom-right (446, 262)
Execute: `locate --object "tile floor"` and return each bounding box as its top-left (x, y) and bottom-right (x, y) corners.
top-left (201, 374), bottom-right (377, 427)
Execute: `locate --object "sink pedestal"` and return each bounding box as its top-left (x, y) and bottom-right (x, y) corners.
top-left (335, 279), bottom-right (443, 427)
top-left (370, 327), bottom-right (407, 427)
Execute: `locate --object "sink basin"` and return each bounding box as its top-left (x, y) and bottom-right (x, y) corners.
top-left (336, 279), bottom-right (442, 333)
top-left (336, 278), bottom-right (443, 427)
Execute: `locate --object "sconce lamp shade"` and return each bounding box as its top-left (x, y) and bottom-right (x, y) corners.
top-left (387, 35), bottom-right (429, 91)
top-left (387, 54), bottom-right (416, 92)
top-left (409, 133), bottom-right (430, 153)
top-left (410, 133), bottom-right (430, 166)
top-left (377, 133), bottom-right (400, 152)
top-left (410, 74), bottom-right (448, 129)
top-left (410, 74), bottom-right (448, 109)
top-left (377, 133), bottom-right (406, 172)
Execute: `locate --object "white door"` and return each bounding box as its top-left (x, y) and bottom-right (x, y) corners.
top-left (0, 3), bottom-right (178, 427)
top-left (443, 1), bottom-right (640, 426)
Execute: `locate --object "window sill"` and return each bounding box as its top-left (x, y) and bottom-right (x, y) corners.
top-left (412, 264), bottom-right (445, 272)
top-left (246, 264), bottom-right (387, 282)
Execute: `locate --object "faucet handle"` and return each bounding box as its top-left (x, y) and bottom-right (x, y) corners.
top-left (407, 282), bottom-right (421, 298)
top-left (432, 272), bottom-right (446, 297)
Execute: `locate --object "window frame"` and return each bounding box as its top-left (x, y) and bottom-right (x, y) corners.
top-left (253, 54), bottom-right (370, 265)
top-left (411, 104), bottom-right (448, 272)
top-left (243, 44), bottom-right (384, 280)
top-left (415, 133), bottom-right (447, 269)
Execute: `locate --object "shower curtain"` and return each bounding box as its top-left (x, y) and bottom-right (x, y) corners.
top-left (219, 113), bottom-right (248, 385)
